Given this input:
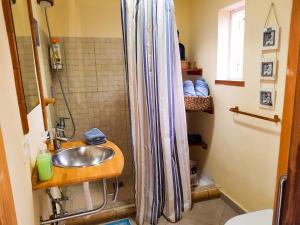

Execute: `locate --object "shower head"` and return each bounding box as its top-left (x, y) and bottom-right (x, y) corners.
top-left (37, 0), bottom-right (54, 8)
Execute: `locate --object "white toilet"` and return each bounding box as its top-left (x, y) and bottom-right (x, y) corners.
top-left (225, 209), bottom-right (273, 225)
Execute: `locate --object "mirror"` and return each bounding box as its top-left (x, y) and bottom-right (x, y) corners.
top-left (11, 0), bottom-right (40, 113)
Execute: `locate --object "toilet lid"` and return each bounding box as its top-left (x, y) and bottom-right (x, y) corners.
top-left (225, 209), bottom-right (273, 225)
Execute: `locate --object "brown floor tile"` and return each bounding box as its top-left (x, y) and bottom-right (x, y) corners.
top-left (104, 199), bottom-right (239, 225)
top-left (219, 204), bottom-right (239, 225)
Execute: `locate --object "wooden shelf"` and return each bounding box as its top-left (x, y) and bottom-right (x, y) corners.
top-left (186, 107), bottom-right (214, 114)
top-left (188, 134), bottom-right (208, 149)
top-left (204, 107), bottom-right (214, 114)
top-left (182, 68), bottom-right (203, 75)
top-left (189, 142), bottom-right (208, 149)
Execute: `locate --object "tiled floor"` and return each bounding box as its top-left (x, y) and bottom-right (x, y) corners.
top-left (102, 198), bottom-right (239, 225)
top-left (160, 198), bottom-right (239, 225)
top-left (63, 179), bottom-right (238, 225)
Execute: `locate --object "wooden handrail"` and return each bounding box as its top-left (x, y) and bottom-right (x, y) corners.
top-left (229, 106), bottom-right (280, 123)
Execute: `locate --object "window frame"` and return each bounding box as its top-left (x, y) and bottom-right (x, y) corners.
top-left (216, 1), bottom-right (245, 87)
top-left (228, 6), bottom-right (245, 81)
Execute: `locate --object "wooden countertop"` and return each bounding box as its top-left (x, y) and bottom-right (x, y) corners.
top-left (31, 141), bottom-right (124, 190)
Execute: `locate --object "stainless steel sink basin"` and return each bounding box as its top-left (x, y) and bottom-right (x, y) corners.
top-left (52, 146), bottom-right (115, 168)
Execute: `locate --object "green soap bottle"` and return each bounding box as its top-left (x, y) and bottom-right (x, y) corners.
top-left (37, 150), bottom-right (53, 181)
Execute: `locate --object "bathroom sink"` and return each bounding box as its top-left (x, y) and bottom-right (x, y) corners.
top-left (52, 146), bottom-right (115, 168)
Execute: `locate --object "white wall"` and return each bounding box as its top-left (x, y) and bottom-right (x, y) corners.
top-left (45, 0), bottom-right (122, 38)
top-left (187, 0), bottom-right (292, 211)
top-left (174, 0), bottom-right (191, 59)
top-left (40, 0), bottom-right (189, 42)
top-left (0, 2), bottom-right (45, 224)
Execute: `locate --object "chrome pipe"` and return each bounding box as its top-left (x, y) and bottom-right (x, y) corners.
top-left (107, 177), bottom-right (119, 202)
top-left (45, 189), bottom-right (65, 215)
top-left (112, 177), bottom-right (119, 202)
top-left (40, 179), bottom-right (107, 225)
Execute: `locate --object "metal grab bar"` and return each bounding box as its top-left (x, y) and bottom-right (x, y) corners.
top-left (40, 179), bottom-right (107, 225)
top-left (275, 174), bottom-right (287, 225)
top-left (229, 106), bottom-right (280, 123)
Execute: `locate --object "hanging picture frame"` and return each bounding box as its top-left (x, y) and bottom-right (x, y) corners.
top-left (261, 57), bottom-right (277, 80)
top-left (262, 26), bottom-right (280, 51)
top-left (260, 88), bottom-right (275, 109)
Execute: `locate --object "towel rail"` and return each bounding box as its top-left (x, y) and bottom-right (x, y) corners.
top-left (229, 106), bottom-right (280, 123)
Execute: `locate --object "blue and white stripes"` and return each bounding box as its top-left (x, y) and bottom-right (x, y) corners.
top-left (121, 0), bottom-right (191, 224)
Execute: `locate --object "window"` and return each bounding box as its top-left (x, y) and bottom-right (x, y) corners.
top-left (216, 1), bottom-right (245, 85)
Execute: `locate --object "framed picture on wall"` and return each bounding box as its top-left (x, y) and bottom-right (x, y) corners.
top-left (261, 57), bottom-right (277, 80)
top-left (260, 88), bottom-right (275, 109)
top-left (262, 26), bottom-right (280, 51)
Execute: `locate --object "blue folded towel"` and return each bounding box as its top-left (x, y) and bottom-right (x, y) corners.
top-left (87, 136), bottom-right (105, 142)
top-left (183, 80), bottom-right (196, 96)
top-left (84, 128), bottom-right (106, 143)
top-left (86, 136), bottom-right (106, 144)
top-left (87, 139), bottom-right (106, 145)
top-left (194, 78), bottom-right (209, 97)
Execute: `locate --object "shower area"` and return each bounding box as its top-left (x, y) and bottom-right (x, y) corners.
top-left (38, 0), bottom-right (134, 219)
top-left (36, 0), bottom-right (217, 224)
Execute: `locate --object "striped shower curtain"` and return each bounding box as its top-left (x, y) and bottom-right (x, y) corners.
top-left (121, 0), bottom-right (191, 224)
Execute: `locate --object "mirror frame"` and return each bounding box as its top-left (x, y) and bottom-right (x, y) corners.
top-left (26, 0), bottom-right (48, 130)
top-left (2, 0), bottom-right (29, 134)
top-left (1, 0), bottom-right (48, 134)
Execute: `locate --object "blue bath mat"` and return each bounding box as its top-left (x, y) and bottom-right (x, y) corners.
top-left (104, 218), bottom-right (132, 225)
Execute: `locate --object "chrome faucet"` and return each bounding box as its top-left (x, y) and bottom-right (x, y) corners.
top-left (53, 117), bottom-right (69, 152)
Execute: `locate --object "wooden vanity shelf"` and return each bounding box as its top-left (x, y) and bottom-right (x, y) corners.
top-left (185, 96), bottom-right (214, 114)
top-left (182, 68), bottom-right (203, 75)
top-left (31, 141), bottom-right (124, 190)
